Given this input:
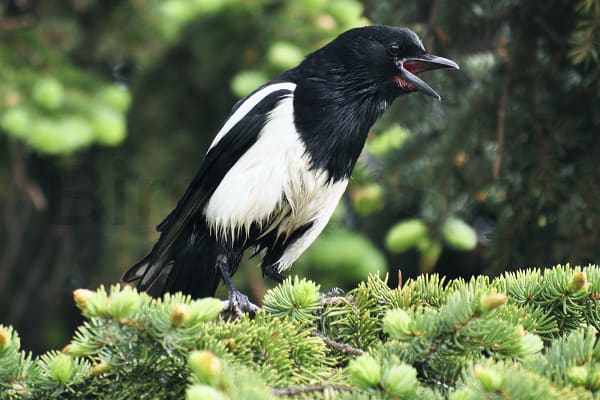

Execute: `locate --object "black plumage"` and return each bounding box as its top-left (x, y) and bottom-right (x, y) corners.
top-left (123, 25), bottom-right (458, 312)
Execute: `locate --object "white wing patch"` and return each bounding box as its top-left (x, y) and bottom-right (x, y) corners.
top-left (204, 92), bottom-right (302, 239)
top-left (203, 89), bottom-right (348, 271)
top-left (208, 82), bottom-right (297, 151)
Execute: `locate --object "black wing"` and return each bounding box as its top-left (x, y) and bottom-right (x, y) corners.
top-left (123, 87), bottom-right (295, 289)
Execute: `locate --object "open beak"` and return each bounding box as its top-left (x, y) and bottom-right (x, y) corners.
top-left (396, 54), bottom-right (459, 101)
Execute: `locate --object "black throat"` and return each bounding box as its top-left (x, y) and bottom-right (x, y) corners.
top-left (284, 63), bottom-right (394, 182)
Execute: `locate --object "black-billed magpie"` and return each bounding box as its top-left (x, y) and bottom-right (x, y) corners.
top-left (123, 25), bottom-right (458, 312)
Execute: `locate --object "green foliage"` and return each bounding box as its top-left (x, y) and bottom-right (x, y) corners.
top-left (442, 218), bottom-right (477, 251)
top-left (0, 38), bottom-right (131, 153)
top-left (2, 0), bottom-right (599, 365)
top-left (0, 0), bottom-right (380, 353)
top-left (365, 0), bottom-right (600, 276)
top-left (4, 265), bottom-right (600, 398)
top-left (223, 0), bottom-right (367, 98)
top-left (385, 218), bottom-right (428, 253)
top-left (295, 227), bottom-right (386, 288)
top-left (384, 216), bottom-right (478, 272)
top-left (263, 276), bottom-right (322, 325)
top-left (569, 0), bottom-right (600, 65)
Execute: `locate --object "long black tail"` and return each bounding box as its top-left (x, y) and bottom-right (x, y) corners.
top-left (122, 222), bottom-right (222, 298)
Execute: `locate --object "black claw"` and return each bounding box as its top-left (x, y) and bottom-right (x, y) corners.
top-left (263, 263), bottom-right (286, 283)
top-left (322, 287), bottom-right (345, 297)
top-left (227, 289), bottom-right (259, 316)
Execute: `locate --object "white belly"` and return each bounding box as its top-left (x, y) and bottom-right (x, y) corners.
top-left (203, 94), bottom-right (347, 270)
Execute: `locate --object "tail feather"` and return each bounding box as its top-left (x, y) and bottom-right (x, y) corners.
top-left (122, 256), bottom-right (150, 283)
top-left (123, 222), bottom-right (222, 298)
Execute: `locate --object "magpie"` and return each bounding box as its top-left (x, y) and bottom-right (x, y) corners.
top-left (123, 25), bottom-right (458, 313)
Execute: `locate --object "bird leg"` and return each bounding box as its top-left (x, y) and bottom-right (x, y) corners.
top-left (262, 262), bottom-right (286, 283)
top-left (216, 254), bottom-right (259, 316)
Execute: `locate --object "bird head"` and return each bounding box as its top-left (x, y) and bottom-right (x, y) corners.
top-left (314, 25), bottom-right (459, 101)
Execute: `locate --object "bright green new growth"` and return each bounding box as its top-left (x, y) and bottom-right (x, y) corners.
top-left (3, 264), bottom-right (600, 399)
top-left (263, 276), bottom-right (322, 324)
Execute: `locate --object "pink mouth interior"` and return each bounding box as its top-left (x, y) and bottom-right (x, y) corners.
top-left (393, 60), bottom-right (428, 90)
top-left (392, 76), bottom-right (416, 90)
top-left (403, 60), bottom-right (429, 74)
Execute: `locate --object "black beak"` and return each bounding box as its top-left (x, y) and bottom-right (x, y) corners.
top-left (396, 54), bottom-right (459, 101)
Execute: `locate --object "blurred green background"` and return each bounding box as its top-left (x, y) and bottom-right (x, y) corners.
top-left (0, 0), bottom-right (598, 352)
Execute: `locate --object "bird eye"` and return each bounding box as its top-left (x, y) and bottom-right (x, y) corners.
top-left (388, 42), bottom-right (400, 56)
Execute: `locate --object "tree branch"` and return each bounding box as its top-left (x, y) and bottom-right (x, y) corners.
top-left (493, 57), bottom-right (512, 179)
top-left (273, 384), bottom-right (355, 396)
top-left (0, 143), bottom-right (34, 292)
top-left (426, 0), bottom-right (443, 51)
top-left (0, 15), bottom-right (35, 31)
top-left (311, 331), bottom-right (364, 356)
top-left (533, 15), bottom-right (563, 44)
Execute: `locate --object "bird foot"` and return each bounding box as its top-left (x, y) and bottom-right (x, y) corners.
top-left (262, 264), bottom-right (286, 283)
top-left (225, 289), bottom-right (259, 317)
top-left (322, 287), bottom-right (345, 297)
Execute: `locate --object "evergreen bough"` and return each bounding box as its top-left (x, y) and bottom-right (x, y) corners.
top-left (3, 265), bottom-right (600, 399)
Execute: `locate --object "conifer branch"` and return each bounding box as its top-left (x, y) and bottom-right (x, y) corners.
top-left (311, 331), bottom-right (364, 356)
top-left (320, 295), bottom-right (354, 308)
top-left (2, 266), bottom-right (600, 398)
top-left (272, 384), bottom-right (356, 396)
